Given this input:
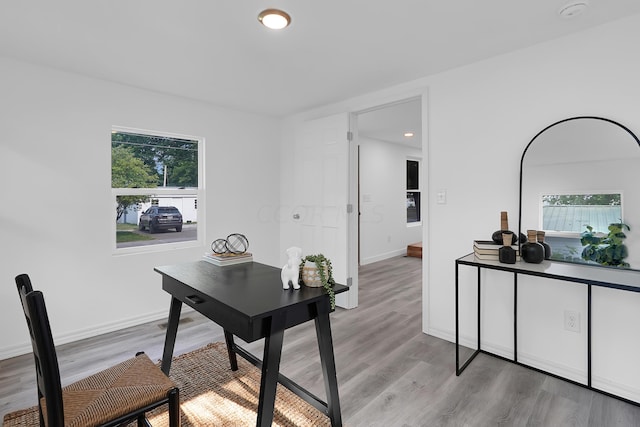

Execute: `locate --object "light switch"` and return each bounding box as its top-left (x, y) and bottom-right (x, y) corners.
top-left (437, 190), bottom-right (447, 204)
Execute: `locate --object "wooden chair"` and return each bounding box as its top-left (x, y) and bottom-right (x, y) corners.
top-left (15, 274), bottom-right (181, 427)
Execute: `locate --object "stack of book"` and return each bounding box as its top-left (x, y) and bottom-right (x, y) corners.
top-left (202, 252), bottom-right (253, 266)
top-left (473, 240), bottom-right (520, 261)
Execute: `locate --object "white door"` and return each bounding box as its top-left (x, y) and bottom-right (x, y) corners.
top-left (291, 113), bottom-right (356, 308)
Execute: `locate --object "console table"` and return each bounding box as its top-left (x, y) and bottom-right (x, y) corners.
top-left (156, 260), bottom-right (348, 427)
top-left (455, 253), bottom-right (640, 405)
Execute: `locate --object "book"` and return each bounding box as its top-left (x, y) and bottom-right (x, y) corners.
top-left (473, 240), bottom-right (519, 255)
top-left (202, 252), bottom-right (253, 266)
top-left (473, 251), bottom-right (521, 261)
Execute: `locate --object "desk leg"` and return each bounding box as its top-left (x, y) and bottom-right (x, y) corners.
top-left (315, 302), bottom-right (343, 427)
top-left (256, 312), bottom-right (286, 427)
top-left (161, 297), bottom-right (183, 375)
top-left (224, 330), bottom-right (238, 371)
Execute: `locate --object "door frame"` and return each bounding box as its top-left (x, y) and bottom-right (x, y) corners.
top-left (346, 92), bottom-right (428, 317)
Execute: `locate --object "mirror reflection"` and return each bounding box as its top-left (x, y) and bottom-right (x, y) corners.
top-left (519, 117), bottom-right (640, 270)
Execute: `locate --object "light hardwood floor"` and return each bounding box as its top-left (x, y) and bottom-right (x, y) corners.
top-left (3, 256), bottom-right (640, 426)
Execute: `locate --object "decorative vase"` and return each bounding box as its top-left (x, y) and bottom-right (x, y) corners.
top-left (499, 233), bottom-right (517, 264)
top-left (521, 230), bottom-right (544, 264)
top-left (491, 211), bottom-right (518, 245)
top-left (536, 231), bottom-right (552, 260)
top-left (301, 261), bottom-right (328, 287)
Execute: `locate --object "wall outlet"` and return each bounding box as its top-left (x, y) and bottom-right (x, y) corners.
top-left (564, 310), bottom-right (580, 333)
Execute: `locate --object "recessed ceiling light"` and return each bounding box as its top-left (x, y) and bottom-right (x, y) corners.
top-left (404, 132), bottom-right (415, 138)
top-left (558, 1), bottom-right (589, 19)
top-left (258, 9), bottom-right (291, 30)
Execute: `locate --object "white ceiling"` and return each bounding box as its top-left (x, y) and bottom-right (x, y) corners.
top-left (1, 1), bottom-right (640, 123)
top-left (357, 99), bottom-right (422, 148)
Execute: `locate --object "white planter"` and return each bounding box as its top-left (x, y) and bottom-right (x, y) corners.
top-left (301, 261), bottom-right (328, 287)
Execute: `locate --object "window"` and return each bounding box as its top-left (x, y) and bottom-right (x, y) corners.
top-left (406, 159), bottom-right (421, 223)
top-left (542, 193), bottom-right (622, 263)
top-left (112, 127), bottom-right (203, 251)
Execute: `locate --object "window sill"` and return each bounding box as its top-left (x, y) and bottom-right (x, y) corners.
top-left (113, 239), bottom-right (202, 256)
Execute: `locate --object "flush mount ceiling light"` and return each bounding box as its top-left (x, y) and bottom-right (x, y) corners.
top-left (558, 1), bottom-right (589, 18)
top-left (404, 132), bottom-right (415, 137)
top-left (258, 9), bottom-right (291, 30)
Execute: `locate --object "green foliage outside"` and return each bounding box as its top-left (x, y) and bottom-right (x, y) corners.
top-left (116, 231), bottom-right (155, 243)
top-left (116, 223), bottom-right (155, 243)
top-left (111, 131), bottom-right (198, 221)
top-left (580, 223), bottom-right (630, 268)
top-left (543, 194), bottom-right (621, 206)
top-left (111, 132), bottom-right (198, 187)
top-left (112, 146), bottom-right (157, 220)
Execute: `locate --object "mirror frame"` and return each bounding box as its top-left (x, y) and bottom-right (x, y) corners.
top-left (518, 116), bottom-right (640, 267)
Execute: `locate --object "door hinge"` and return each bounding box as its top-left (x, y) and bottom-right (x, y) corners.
top-left (347, 131), bottom-right (353, 142)
top-left (346, 204), bottom-right (353, 213)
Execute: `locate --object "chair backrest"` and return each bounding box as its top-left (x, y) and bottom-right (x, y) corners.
top-left (15, 274), bottom-right (64, 427)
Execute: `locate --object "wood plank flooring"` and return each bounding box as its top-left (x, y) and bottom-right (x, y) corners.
top-left (3, 255), bottom-right (640, 426)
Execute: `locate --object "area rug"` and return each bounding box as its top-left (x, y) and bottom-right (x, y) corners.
top-left (3, 342), bottom-right (330, 427)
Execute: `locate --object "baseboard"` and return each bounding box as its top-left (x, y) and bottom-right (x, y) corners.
top-left (361, 248), bottom-right (407, 265)
top-left (425, 326), bottom-right (586, 381)
top-left (516, 351), bottom-right (587, 384)
top-left (0, 307), bottom-right (194, 361)
top-left (592, 375), bottom-right (640, 404)
top-left (425, 325), bottom-right (454, 343)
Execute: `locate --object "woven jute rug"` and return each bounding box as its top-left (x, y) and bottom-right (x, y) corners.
top-left (3, 342), bottom-right (331, 427)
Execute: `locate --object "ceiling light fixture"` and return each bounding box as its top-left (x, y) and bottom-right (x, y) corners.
top-left (558, 1), bottom-right (589, 19)
top-left (404, 132), bottom-right (415, 138)
top-left (258, 9), bottom-right (291, 30)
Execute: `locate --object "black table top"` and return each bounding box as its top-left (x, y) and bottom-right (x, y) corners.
top-left (457, 253), bottom-right (640, 292)
top-left (155, 260), bottom-right (348, 321)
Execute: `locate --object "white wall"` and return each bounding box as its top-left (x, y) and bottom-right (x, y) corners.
top-left (429, 15), bottom-right (640, 402)
top-left (359, 137), bottom-right (422, 264)
top-left (0, 57), bottom-right (281, 359)
top-left (426, 14), bottom-right (640, 401)
top-left (281, 14), bottom-right (640, 402)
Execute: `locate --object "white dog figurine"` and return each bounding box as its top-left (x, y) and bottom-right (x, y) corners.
top-left (281, 246), bottom-right (302, 290)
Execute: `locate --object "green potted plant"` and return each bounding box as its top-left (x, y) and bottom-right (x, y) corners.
top-left (299, 253), bottom-right (336, 309)
top-left (580, 222), bottom-right (630, 268)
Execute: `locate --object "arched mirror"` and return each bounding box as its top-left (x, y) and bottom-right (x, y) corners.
top-left (518, 116), bottom-right (640, 270)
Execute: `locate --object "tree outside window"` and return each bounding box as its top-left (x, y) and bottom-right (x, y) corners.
top-left (112, 128), bottom-right (202, 250)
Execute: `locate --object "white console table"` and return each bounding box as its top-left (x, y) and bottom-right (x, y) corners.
top-left (455, 253), bottom-right (640, 405)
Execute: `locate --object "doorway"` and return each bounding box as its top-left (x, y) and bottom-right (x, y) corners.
top-left (347, 96), bottom-right (424, 313)
top-left (354, 97), bottom-right (423, 266)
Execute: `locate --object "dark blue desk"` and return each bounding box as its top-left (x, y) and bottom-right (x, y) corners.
top-left (156, 260), bottom-right (347, 427)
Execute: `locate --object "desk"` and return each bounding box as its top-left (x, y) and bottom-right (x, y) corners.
top-left (156, 260), bottom-right (348, 427)
top-left (455, 253), bottom-right (640, 406)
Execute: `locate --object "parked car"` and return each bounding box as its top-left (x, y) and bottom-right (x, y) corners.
top-left (139, 206), bottom-right (183, 232)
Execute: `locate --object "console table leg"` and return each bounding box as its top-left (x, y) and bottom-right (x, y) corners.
top-left (224, 330), bottom-right (238, 371)
top-left (315, 302), bottom-right (343, 427)
top-left (256, 312), bottom-right (286, 427)
top-left (161, 297), bottom-right (182, 375)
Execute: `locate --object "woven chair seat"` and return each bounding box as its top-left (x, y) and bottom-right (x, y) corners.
top-left (41, 353), bottom-right (177, 427)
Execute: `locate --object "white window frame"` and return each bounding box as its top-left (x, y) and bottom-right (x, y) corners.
top-left (406, 157), bottom-right (421, 227)
top-left (111, 125), bottom-right (205, 254)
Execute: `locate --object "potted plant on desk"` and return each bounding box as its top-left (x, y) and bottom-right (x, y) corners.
top-left (300, 253), bottom-right (336, 309)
